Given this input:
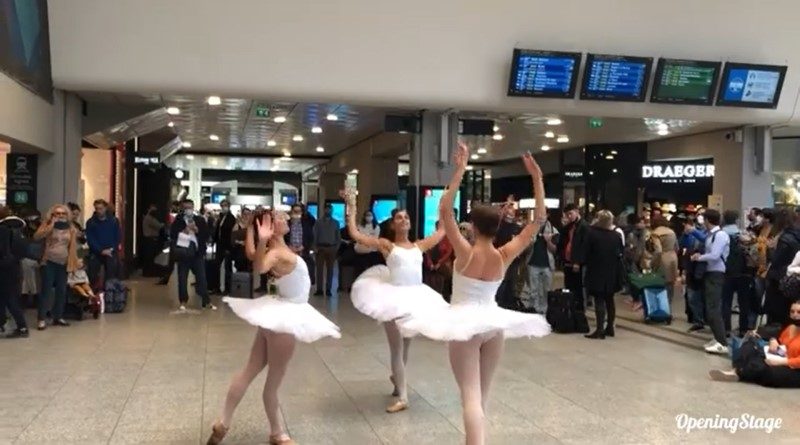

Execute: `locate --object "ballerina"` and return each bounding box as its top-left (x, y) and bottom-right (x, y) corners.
top-left (398, 143), bottom-right (551, 445)
top-left (343, 189), bottom-right (449, 413)
top-left (208, 211), bottom-right (340, 445)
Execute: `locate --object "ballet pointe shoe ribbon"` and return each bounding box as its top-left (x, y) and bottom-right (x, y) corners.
top-left (206, 420), bottom-right (229, 445)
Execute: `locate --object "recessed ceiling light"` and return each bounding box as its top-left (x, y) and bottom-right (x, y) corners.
top-left (185, 154), bottom-right (194, 160)
top-left (280, 156), bottom-right (292, 161)
top-left (316, 146), bottom-right (325, 153)
top-left (267, 140), bottom-right (277, 147)
top-left (589, 171), bottom-right (595, 175)
top-left (657, 129), bottom-right (669, 136)
top-left (326, 114), bottom-right (338, 121)
top-left (787, 178), bottom-right (795, 186)
top-left (274, 116), bottom-right (287, 123)
top-left (545, 131), bottom-right (555, 138)
top-left (282, 151), bottom-right (292, 157)
top-left (657, 123), bottom-right (669, 131)
top-left (167, 121), bottom-right (175, 128)
top-left (207, 96), bottom-right (221, 106)
top-left (209, 134), bottom-right (219, 141)
top-left (466, 165), bottom-right (474, 171)
top-left (182, 141), bottom-right (191, 148)
top-left (492, 134), bottom-right (504, 141)
top-left (613, 168), bottom-right (618, 173)
top-left (477, 147), bottom-right (487, 154)
top-left (546, 118), bottom-right (562, 126)
top-left (557, 136), bottom-right (569, 143)
top-left (605, 154), bottom-right (614, 160)
top-left (471, 154), bottom-right (479, 160)
top-left (493, 125), bottom-right (500, 132)
top-left (270, 166), bottom-right (279, 171)
top-left (174, 169), bottom-right (184, 179)
top-left (541, 144), bottom-right (551, 151)
top-left (312, 126), bottom-right (323, 134)
top-left (167, 106), bottom-right (180, 115)
top-left (611, 150), bottom-right (618, 155)
top-left (292, 135), bottom-right (303, 142)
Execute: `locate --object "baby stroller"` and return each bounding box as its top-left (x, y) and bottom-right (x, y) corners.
top-left (628, 271), bottom-right (672, 324)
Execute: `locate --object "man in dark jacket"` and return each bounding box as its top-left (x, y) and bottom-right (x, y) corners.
top-left (557, 204), bottom-right (589, 314)
top-left (0, 211), bottom-right (29, 338)
top-left (765, 211), bottom-right (800, 325)
top-left (85, 199), bottom-right (121, 288)
top-left (170, 199), bottom-right (214, 311)
top-left (285, 204), bottom-right (315, 278)
top-left (494, 203), bottom-right (523, 310)
top-left (212, 200), bottom-right (237, 294)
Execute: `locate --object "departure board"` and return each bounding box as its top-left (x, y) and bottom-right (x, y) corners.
top-left (650, 59), bottom-right (721, 105)
top-left (507, 49), bottom-right (582, 99)
top-left (580, 54), bottom-right (653, 102)
top-left (716, 62), bottom-right (787, 109)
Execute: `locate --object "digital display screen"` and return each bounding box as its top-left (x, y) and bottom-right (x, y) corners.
top-left (422, 188), bottom-right (461, 237)
top-left (716, 63), bottom-right (787, 109)
top-left (507, 49), bottom-right (582, 99)
top-left (372, 199), bottom-right (398, 224)
top-left (650, 58), bottom-right (721, 105)
top-left (329, 203), bottom-right (345, 229)
top-left (581, 53), bottom-right (653, 102)
top-left (307, 204), bottom-right (318, 219)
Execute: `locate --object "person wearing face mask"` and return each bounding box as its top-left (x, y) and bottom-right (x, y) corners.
top-left (212, 200), bottom-right (237, 295)
top-left (710, 298), bottom-right (800, 387)
top-left (34, 204), bottom-right (79, 330)
top-left (85, 199), bottom-right (121, 289)
top-left (353, 210), bottom-right (382, 279)
top-left (170, 199), bottom-right (215, 312)
top-left (284, 204), bottom-right (314, 281)
top-left (141, 204), bottom-right (164, 276)
top-left (313, 204), bottom-right (341, 297)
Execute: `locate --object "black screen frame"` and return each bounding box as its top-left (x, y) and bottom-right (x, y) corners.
top-left (715, 62), bottom-right (788, 109)
top-left (507, 49), bottom-right (582, 99)
top-left (650, 58), bottom-right (721, 106)
top-left (580, 53), bottom-right (653, 102)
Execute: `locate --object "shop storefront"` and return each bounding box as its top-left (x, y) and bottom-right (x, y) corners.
top-left (640, 158), bottom-right (715, 217)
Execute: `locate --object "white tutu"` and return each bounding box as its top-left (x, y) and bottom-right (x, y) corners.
top-left (398, 303), bottom-right (551, 341)
top-left (223, 296), bottom-right (341, 343)
top-left (351, 265), bottom-right (448, 322)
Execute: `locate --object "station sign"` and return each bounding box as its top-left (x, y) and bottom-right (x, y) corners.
top-left (133, 154), bottom-right (161, 168)
top-left (641, 158), bottom-right (714, 186)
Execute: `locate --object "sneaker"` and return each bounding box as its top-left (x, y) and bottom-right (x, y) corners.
top-left (688, 324), bottom-right (705, 333)
top-left (704, 341), bottom-right (730, 355)
top-left (703, 339), bottom-right (717, 348)
top-left (37, 320), bottom-right (47, 331)
top-left (203, 303), bottom-right (218, 311)
top-left (709, 369), bottom-right (738, 382)
top-left (53, 319), bottom-right (71, 327)
top-left (6, 328), bottom-right (29, 339)
top-left (178, 305), bottom-right (187, 313)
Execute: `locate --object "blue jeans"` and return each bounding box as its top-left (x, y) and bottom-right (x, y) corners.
top-left (39, 261), bottom-right (67, 321)
top-left (687, 286), bottom-right (705, 325)
top-left (177, 255), bottom-right (209, 306)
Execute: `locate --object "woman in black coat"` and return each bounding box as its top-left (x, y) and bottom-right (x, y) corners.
top-left (584, 210), bottom-right (624, 339)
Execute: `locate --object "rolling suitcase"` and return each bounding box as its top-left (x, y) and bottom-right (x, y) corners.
top-left (642, 287), bottom-right (672, 324)
top-left (231, 272), bottom-right (253, 299)
top-left (546, 289), bottom-right (576, 333)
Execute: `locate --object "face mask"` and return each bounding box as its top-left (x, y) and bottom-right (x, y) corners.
top-left (696, 215), bottom-right (705, 225)
top-left (185, 209), bottom-right (195, 217)
top-left (221, 207), bottom-right (229, 214)
top-left (365, 216), bottom-right (374, 223)
top-left (791, 318), bottom-right (800, 326)
top-left (54, 220), bottom-right (70, 230)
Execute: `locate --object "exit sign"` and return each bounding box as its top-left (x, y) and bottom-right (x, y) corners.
top-left (589, 117), bottom-right (603, 128)
top-left (255, 106), bottom-right (269, 118)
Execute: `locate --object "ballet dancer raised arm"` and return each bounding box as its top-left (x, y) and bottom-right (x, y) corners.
top-left (398, 142), bottom-right (550, 445)
top-left (342, 189), bottom-right (448, 413)
top-left (208, 211), bottom-right (340, 445)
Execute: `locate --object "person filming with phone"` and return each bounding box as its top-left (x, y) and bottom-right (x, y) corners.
top-left (170, 199), bottom-right (215, 312)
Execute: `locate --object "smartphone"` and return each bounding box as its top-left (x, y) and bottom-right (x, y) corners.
top-left (54, 221), bottom-right (70, 230)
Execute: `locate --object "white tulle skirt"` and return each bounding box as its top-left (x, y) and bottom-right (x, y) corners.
top-left (350, 265), bottom-right (448, 322)
top-left (223, 296), bottom-right (341, 343)
top-left (398, 303), bottom-right (551, 342)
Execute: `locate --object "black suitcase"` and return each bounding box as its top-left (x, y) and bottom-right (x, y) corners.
top-left (206, 258), bottom-right (220, 292)
top-left (546, 289), bottom-right (589, 333)
top-left (231, 272), bottom-right (253, 299)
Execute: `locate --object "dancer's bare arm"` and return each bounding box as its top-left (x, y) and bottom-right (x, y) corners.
top-left (417, 226), bottom-right (445, 252)
top-left (440, 142), bottom-right (472, 260)
top-left (342, 190), bottom-right (393, 255)
top-left (499, 152), bottom-right (546, 262)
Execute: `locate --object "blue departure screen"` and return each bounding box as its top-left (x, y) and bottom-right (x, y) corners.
top-left (329, 203), bottom-right (345, 229)
top-left (307, 204), bottom-right (318, 219)
top-left (508, 49), bottom-right (581, 98)
top-left (372, 199), bottom-right (397, 224)
top-left (422, 189), bottom-right (460, 237)
top-left (717, 63), bottom-right (786, 108)
top-left (581, 54), bottom-right (652, 102)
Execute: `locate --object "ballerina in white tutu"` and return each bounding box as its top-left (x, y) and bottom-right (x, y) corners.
top-left (398, 143), bottom-right (551, 445)
top-left (208, 211), bottom-right (340, 445)
top-left (342, 189), bottom-right (448, 413)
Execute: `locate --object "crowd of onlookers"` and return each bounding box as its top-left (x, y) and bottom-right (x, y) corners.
top-left (0, 199), bottom-right (121, 338)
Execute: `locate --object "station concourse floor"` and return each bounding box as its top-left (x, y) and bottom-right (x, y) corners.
top-left (1, 276), bottom-right (798, 445)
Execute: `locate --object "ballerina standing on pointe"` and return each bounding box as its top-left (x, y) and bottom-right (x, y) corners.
top-left (207, 210), bottom-right (340, 445)
top-left (399, 143), bottom-right (551, 445)
top-left (342, 189), bottom-right (449, 413)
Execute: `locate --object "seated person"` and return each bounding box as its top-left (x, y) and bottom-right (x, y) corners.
top-left (709, 298), bottom-right (800, 388)
top-left (68, 259), bottom-right (101, 313)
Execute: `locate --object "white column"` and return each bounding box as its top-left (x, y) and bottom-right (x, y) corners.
top-left (38, 90), bottom-right (82, 209)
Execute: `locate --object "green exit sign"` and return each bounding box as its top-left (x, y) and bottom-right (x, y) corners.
top-left (255, 107), bottom-right (269, 118)
top-left (588, 117), bottom-right (603, 128)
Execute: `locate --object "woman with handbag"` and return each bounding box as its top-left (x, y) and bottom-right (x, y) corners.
top-left (710, 298), bottom-right (800, 388)
top-left (583, 210), bottom-right (625, 339)
top-left (34, 204), bottom-right (79, 330)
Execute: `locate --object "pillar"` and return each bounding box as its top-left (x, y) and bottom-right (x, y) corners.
top-left (740, 126), bottom-right (774, 211)
top-left (318, 171), bottom-right (346, 208)
top-left (37, 90), bottom-right (82, 210)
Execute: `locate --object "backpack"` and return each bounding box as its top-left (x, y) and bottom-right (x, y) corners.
top-left (103, 279), bottom-right (128, 313)
top-left (0, 227), bottom-right (37, 266)
top-left (725, 234), bottom-right (748, 277)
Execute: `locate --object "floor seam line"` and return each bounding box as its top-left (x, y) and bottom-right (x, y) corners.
top-left (105, 333), bottom-right (158, 444)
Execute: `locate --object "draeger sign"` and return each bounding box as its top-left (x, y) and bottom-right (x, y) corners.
top-left (641, 160), bottom-right (714, 185)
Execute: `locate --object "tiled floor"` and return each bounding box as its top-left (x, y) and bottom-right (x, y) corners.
top-left (1, 277), bottom-right (797, 445)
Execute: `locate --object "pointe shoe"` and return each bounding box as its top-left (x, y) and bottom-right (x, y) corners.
top-left (269, 433), bottom-right (297, 444)
top-left (206, 420), bottom-right (228, 445)
top-left (386, 399), bottom-right (409, 413)
top-left (389, 375), bottom-right (399, 397)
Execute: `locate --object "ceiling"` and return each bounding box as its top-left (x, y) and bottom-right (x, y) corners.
top-left (77, 92), bottom-right (734, 167)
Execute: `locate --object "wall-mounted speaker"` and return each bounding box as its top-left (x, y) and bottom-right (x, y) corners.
top-left (753, 126), bottom-right (771, 174)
